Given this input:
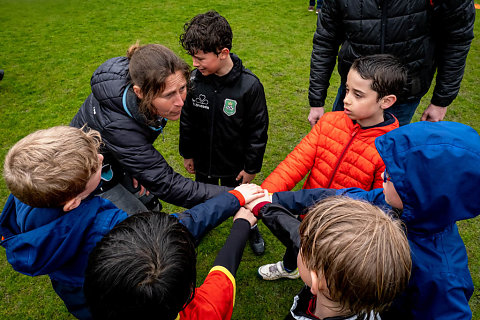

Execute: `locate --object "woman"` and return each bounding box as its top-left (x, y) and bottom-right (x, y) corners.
top-left (71, 44), bottom-right (227, 213)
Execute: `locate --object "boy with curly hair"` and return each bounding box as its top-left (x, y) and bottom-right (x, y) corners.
top-left (179, 10), bottom-right (269, 255)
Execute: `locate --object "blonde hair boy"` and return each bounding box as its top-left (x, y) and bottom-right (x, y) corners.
top-left (3, 126), bottom-right (102, 209)
top-left (297, 196), bottom-right (411, 318)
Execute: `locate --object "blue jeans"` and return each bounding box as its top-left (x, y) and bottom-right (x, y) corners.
top-left (333, 83), bottom-right (420, 126)
top-left (309, 0), bottom-right (323, 9)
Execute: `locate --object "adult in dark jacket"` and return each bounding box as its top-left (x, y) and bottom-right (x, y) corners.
top-left (71, 44), bottom-right (227, 212)
top-left (307, 0), bottom-right (475, 126)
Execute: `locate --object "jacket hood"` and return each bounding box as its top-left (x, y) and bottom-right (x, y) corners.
top-left (0, 194), bottom-right (127, 284)
top-left (375, 121), bottom-right (480, 232)
top-left (91, 56), bottom-right (130, 111)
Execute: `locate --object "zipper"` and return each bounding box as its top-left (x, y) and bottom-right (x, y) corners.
top-left (207, 89), bottom-right (217, 178)
top-left (326, 126), bottom-right (360, 188)
top-left (380, 0), bottom-right (387, 53)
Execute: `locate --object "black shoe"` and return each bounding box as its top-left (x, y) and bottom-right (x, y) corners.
top-left (249, 225), bottom-right (265, 256)
top-left (0, 70), bottom-right (3, 81)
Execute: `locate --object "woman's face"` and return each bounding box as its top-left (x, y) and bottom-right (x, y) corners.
top-left (151, 70), bottom-right (187, 121)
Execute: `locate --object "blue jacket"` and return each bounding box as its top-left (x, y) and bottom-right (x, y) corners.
top-left (172, 191), bottom-right (242, 240)
top-left (0, 195), bottom-right (128, 318)
top-left (273, 121), bottom-right (480, 319)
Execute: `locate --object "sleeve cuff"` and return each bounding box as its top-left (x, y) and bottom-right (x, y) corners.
top-left (252, 201), bottom-right (270, 218)
top-left (228, 190), bottom-right (245, 207)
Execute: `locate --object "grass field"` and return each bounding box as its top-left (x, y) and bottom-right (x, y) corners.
top-left (0, 0), bottom-right (479, 318)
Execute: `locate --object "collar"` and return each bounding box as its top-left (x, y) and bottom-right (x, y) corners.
top-left (122, 84), bottom-right (167, 132)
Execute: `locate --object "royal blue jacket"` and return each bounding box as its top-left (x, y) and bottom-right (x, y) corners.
top-left (0, 195), bottom-right (128, 318)
top-left (273, 121), bottom-right (480, 319)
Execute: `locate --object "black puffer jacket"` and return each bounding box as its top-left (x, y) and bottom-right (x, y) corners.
top-left (179, 54), bottom-right (268, 177)
top-left (71, 56), bottom-right (227, 209)
top-left (309, 0), bottom-right (475, 108)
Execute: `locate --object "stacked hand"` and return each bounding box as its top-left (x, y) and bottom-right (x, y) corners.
top-left (232, 183), bottom-right (271, 226)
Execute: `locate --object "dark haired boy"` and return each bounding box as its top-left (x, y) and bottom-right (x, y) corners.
top-left (84, 208), bottom-right (257, 320)
top-left (259, 54), bottom-right (404, 280)
top-left (179, 10), bottom-right (269, 255)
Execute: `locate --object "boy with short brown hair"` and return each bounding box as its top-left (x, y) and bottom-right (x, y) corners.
top-left (295, 196), bottom-right (411, 319)
top-left (1, 126), bottom-right (128, 319)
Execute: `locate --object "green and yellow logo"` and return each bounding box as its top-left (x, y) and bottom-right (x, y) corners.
top-left (223, 99), bottom-right (237, 116)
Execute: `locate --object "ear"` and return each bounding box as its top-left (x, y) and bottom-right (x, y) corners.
top-left (218, 47), bottom-right (230, 60)
top-left (63, 197), bottom-right (81, 212)
top-left (133, 85), bottom-right (143, 99)
top-left (309, 270), bottom-right (320, 295)
top-left (380, 94), bottom-right (397, 110)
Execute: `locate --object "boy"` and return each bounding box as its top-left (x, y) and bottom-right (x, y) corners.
top-left (249, 196), bottom-right (411, 319)
top-left (0, 126), bottom-right (263, 319)
top-left (0, 126), bottom-right (128, 319)
top-left (256, 121), bottom-right (480, 319)
top-left (259, 54), bottom-right (403, 280)
top-left (84, 208), bottom-right (257, 319)
top-left (179, 10), bottom-right (269, 255)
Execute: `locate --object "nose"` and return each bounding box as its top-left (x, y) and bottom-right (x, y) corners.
top-left (174, 92), bottom-right (185, 107)
top-left (192, 57), bottom-right (199, 68)
top-left (343, 92), bottom-right (351, 105)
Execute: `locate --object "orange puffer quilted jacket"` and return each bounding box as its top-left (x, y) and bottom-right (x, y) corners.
top-left (261, 111), bottom-right (398, 192)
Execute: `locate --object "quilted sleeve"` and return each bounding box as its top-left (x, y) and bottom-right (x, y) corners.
top-left (261, 121), bottom-right (322, 192)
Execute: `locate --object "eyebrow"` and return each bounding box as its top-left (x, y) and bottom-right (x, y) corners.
top-left (161, 81), bottom-right (187, 97)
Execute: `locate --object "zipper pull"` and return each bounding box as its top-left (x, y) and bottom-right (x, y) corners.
top-left (351, 126), bottom-right (360, 136)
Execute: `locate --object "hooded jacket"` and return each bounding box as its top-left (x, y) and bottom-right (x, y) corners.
top-left (71, 56), bottom-right (227, 209)
top-left (261, 111), bottom-right (398, 193)
top-left (0, 195), bottom-right (127, 318)
top-left (179, 53), bottom-right (268, 177)
top-left (272, 121), bottom-right (480, 319)
top-left (309, 0), bottom-right (475, 108)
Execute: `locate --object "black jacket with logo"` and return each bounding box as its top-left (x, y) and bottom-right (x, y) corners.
top-left (180, 54), bottom-right (269, 178)
top-left (71, 56), bottom-right (227, 209)
top-left (309, 0), bottom-right (475, 108)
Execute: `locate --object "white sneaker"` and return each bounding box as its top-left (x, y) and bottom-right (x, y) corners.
top-left (257, 261), bottom-right (300, 280)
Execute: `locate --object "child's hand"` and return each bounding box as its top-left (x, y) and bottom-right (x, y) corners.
top-left (183, 158), bottom-right (195, 174)
top-left (233, 207), bottom-right (257, 227)
top-left (234, 183), bottom-right (265, 204)
top-left (236, 170), bottom-right (256, 184)
top-left (245, 190), bottom-right (272, 212)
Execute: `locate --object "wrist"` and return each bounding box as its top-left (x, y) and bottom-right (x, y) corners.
top-left (252, 201), bottom-right (270, 218)
top-left (229, 190), bottom-right (245, 206)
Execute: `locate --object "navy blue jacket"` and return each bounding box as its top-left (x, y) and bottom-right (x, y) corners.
top-left (0, 195), bottom-right (128, 319)
top-left (273, 121), bottom-right (480, 319)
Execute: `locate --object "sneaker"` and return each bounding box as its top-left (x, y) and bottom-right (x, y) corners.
top-left (316, 8), bottom-right (321, 14)
top-left (308, 5), bottom-right (314, 11)
top-left (258, 261), bottom-right (300, 280)
top-left (249, 225), bottom-right (265, 256)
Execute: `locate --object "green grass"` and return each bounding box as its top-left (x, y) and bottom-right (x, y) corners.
top-left (0, 0), bottom-right (479, 318)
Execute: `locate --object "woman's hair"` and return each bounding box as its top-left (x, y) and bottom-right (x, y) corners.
top-left (84, 211), bottom-right (197, 320)
top-left (3, 126), bottom-right (101, 207)
top-left (127, 43), bottom-right (190, 121)
top-left (299, 196), bottom-right (411, 315)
